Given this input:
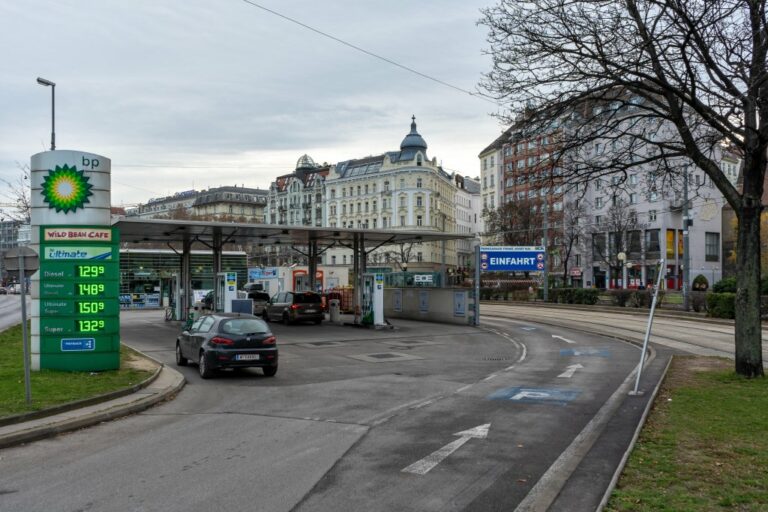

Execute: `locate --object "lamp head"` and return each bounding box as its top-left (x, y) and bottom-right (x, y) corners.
top-left (36, 77), bottom-right (55, 87)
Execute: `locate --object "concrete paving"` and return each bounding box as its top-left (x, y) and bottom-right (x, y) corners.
top-left (0, 305), bottom-right (726, 511)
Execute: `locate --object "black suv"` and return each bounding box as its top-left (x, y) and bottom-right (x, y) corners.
top-left (265, 291), bottom-right (324, 325)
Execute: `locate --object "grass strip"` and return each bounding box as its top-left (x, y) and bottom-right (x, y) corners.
top-left (0, 323), bottom-right (154, 417)
top-left (607, 356), bottom-right (768, 511)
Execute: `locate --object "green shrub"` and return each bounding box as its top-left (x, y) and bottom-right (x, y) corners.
top-left (608, 289), bottom-right (634, 307)
top-left (707, 292), bottom-right (736, 319)
top-left (713, 277), bottom-right (737, 293)
top-left (692, 274), bottom-right (709, 291)
top-left (575, 288), bottom-right (600, 305)
top-left (690, 291), bottom-right (708, 312)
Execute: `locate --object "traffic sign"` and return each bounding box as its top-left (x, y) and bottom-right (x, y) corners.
top-left (479, 246), bottom-right (545, 272)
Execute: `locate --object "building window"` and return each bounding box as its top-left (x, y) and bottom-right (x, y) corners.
top-left (705, 232), bottom-right (720, 261)
top-left (330, 189), bottom-right (336, 199)
top-left (629, 193), bottom-right (638, 204)
top-left (373, 201), bottom-right (377, 212)
top-left (384, 181), bottom-right (390, 192)
top-left (417, 215), bottom-right (423, 226)
top-left (342, 205), bottom-right (347, 215)
top-left (332, 255), bottom-right (337, 265)
top-left (373, 218), bottom-right (377, 228)
top-left (400, 196), bottom-right (406, 208)
top-left (400, 215), bottom-right (406, 226)
top-left (649, 210), bottom-right (657, 222)
top-left (365, 184), bottom-right (369, 194)
top-left (416, 196), bottom-right (423, 207)
top-left (400, 178), bottom-right (405, 189)
top-left (343, 255), bottom-right (347, 264)
top-left (417, 252), bottom-right (423, 262)
top-left (645, 229), bottom-right (661, 256)
top-left (595, 197), bottom-right (604, 209)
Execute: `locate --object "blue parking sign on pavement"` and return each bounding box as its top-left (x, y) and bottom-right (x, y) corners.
top-left (480, 246), bottom-right (546, 272)
top-left (488, 387), bottom-right (581, 405)
top-left (560, 348), bottom-right (611, 358)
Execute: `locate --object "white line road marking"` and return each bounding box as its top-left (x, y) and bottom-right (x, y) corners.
top-left (402, 424), bottom-right (491, 475)
top-left (552, 335), bottom-right (576, 344)
top-left (557, 363), bottom-right (584, 378)
top-left (456, 384), bottom-right (473, 393)
top-left (483, 374), bottom-right (497, 381)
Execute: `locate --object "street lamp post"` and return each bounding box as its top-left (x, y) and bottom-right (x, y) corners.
top-left (36, 77), bottom-right (56, 150)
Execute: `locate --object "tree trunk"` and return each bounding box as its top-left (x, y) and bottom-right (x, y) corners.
top-left (734, 204), bottom-right (764, 377)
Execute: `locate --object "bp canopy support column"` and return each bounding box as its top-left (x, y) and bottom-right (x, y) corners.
top-left (181, 237), bottom-right (192, 321)
top-left (308, 238), bottom-right (318, 292)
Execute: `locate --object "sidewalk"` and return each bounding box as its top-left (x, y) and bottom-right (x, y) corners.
top-left (0, 355), bottom-right (185, 450)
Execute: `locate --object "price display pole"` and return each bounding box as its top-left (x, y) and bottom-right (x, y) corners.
top-left (37, 226), bottom-right (120, 370)
top-left (31, 150), bottom-right (118, 371)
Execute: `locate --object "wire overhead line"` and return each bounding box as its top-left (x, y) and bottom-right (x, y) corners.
top-left (239, 0), bottom-right (499, 105)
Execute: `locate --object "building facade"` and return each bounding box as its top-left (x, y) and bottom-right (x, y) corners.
top-left (266, 155), bottom-right (329, 227)
top-left (129, 186), bottom-right (268, 222)
top-left (482, 105), bottom-right (727, 289)
top-left (323, 118), bottom-right (466, 272)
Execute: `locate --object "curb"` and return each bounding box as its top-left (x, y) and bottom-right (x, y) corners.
top-left (0, 350), bottom-right (186, 450)
top-left (481, 300), bottom-right (736, 326)
top-left (595, 356), bottom-right (674, 511)
top-left (0, 346), bottom-right (163, 428)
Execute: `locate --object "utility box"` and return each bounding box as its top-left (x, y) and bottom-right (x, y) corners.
top-left (329, 299), bottom-right (341, 323)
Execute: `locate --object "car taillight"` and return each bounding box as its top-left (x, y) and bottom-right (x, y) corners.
top-left (210, 336), bottom-right (234, 346)
top-left (262, 336), bottom-right (276, 345)
top-left (290, 304), bottom-right (300, 310)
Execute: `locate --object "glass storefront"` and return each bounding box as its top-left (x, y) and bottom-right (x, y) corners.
top-left (120, 249), bottom-right (247, 308)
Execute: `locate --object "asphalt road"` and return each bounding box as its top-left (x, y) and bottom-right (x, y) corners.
top-left (0, 294), bottom-right (27, 332)
top-left (0, 308), bottom-right (656, 512)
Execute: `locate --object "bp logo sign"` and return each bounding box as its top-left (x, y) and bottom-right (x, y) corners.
top-left (41, 164), bottom-right (93, 213)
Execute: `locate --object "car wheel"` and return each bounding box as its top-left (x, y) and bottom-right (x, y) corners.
top-left (263, 365), bottom-right (278, 377)
top-left (175, 342), bottom-right (188, 366)
top-left (199, 351), bottom-right (214, 379)
top-left (283, 313), bottom-right (290, 325)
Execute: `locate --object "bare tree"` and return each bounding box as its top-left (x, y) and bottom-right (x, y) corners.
top-left (483, 198), bottom-right (545, 246)
top-left (0, 162), bottom-right (31, 222)
top-left (558, 198), bottom-right (586, 285)
top-left (480, 0), bottom-right (765, 376)
top-left (589, 199), bottom-right (639, 288)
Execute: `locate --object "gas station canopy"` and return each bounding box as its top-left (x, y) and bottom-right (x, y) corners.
top-left (112, 218), bottom-right (474, 248)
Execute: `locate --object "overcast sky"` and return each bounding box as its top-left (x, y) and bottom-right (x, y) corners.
top-left (0, 0), bottom-right (504, 208)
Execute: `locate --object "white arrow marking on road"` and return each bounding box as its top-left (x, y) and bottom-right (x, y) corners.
top-left (401, 423), bottom-right (490, 475)
top-left (552, 335), bottom-right (576, 344)
top-left (557, 363), bottom-right (584, 378)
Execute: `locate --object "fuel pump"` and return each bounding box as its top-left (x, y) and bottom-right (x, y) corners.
top-left (215, 271), bottom-right (237, 312)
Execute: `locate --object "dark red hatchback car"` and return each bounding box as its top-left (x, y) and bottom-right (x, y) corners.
top-left (176, 313), bottom-right (278, 379)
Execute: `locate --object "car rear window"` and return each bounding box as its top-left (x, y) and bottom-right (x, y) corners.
top-left (220, 318), bottom-right (269, 335)
top-left (293, 293), bottom-right (321, 304)
top-left (248, 292), bottom-right (270, 301)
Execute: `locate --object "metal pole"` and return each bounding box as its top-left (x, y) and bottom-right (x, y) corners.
top-left (51, 83), bottom-right (56, 150)
top-left (630, 258), bottom-right (665, 395)
top-left (440, 213), bottom-right (446, 288)
top-left (474, 244), bottom-right (481, 326)
top-left (682, 170), bottom-right (690, 310)
top-left (19, 254), bottom-right (31, 405)
top-left (542, 206), bottom-right (549, 302)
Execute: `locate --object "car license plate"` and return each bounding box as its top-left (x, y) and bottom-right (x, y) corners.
top-left (236, 354), bottom-right (260, 361)
top-left (304, 309), bottom-right (316, 313)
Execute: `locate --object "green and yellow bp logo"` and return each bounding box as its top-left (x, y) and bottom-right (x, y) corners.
top-left (41, 164), bottom-right (94, 213)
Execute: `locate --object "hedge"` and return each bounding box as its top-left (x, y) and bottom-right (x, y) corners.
top-left (548, 288), bottom-right (599, 305)
top-left (707, 292), bottom-right (736, 319)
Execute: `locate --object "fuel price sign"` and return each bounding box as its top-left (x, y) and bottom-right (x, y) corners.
top-left (38, 226), bottom-right (120, 371)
